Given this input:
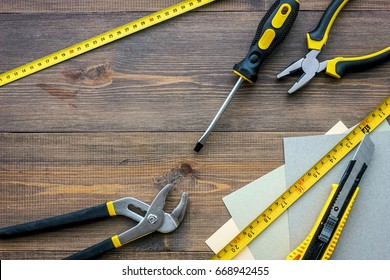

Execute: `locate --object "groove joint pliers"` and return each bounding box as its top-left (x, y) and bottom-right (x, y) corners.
top-left (0, 183), bottom-right (188, 260)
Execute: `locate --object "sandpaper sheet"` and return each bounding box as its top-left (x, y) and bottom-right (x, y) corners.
top-left (284, 124), bottom-right (390, 259)
top-left (207, 121), bottom-right (389, 259)
top-left (208, 122), bottom-right (349, 259)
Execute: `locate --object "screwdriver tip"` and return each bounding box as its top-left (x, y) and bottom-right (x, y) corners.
top-left (194, 142), bottom-right (204, 153)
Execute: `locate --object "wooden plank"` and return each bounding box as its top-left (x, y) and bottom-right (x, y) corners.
top-left (0, 0), bottom-right (258, 13)
top-left (0, 11), bottom-right (389, 132)
top-left (0, 250), bottom-right (212, 260)
top-left (266, 0), bottom-right (390, 11)
top-left (0, 131), bottom-right (308, 259)
top-left (1, 0), bottom-right (389, 261)
top-left (0, 0), bottom-right (389, 13)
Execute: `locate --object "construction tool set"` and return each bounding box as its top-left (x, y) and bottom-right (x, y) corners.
top-left (0, 0), bottom-right (389, 260)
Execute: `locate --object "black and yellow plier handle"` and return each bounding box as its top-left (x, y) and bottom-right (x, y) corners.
top-left (277, 0), bottom-right (390, 93)
top-left (0, 183), bottom-right (188, 259)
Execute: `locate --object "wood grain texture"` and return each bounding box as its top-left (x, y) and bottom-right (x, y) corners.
top-left (0, 11), bottom-right (389, 132)
top-left (0, 0), bottom-right (389, 259)
top-left (1, 0), bottom-right (389, 13)
top-left (0, 131), bottom-right (295, 259)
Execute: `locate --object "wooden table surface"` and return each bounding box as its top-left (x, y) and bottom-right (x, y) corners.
top-left (0, 0), bottom-right (389, 260)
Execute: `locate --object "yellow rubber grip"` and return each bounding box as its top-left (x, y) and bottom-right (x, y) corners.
top-left (272, 3), bottom-right (292, 29)
top-left (106, 201), bottom-right (117, 216)
top-left (258, 29), bottom-right (276, 50)
top-left (306, 0), bottom-right (349, 51)
top-left (233, 70), bottom-right (254, 83)
top-left (111, 235), bottom-right (122, 248)
top-left (326, 46), bottom-right (390, 78)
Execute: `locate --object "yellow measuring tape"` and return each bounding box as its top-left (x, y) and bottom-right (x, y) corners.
top-left (213, 95), bottom-right (390, 260)
top-left (0, 0), bottom-right (215, 87)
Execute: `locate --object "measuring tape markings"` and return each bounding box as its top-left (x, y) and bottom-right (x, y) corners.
top-left (0, 0), bottom-right (215, 87)
top-left (213, 96), bottom-right (390, 260)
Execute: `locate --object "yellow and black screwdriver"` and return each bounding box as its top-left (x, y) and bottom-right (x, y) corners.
top-left (194, 0), bottom-right (300, 152)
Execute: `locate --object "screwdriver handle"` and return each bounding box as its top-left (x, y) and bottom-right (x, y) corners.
top-left (325, 46), bottom-right (390, 78)
top-left (307, 0), bottom-right (349, 51)
top-left (233, 0), bottom-right (300, 83)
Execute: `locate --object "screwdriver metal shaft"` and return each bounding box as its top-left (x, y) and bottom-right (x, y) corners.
top-left (194, 77), bottom-right (244, 152)
top-left (194, 0), bottom-right (300, 152)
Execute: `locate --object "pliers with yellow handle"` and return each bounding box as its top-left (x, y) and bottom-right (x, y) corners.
top-left (287, 134), bottom-right (374, 260)
top-left (277, 0), bottom-right (390, 93)
top-left (0, 183), bottom-right (188, 259)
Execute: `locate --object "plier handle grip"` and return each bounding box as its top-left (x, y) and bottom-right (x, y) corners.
top-left (277, 0), bottom-right (390, 93)
top-left (0, 183), bottom-right (188, 260)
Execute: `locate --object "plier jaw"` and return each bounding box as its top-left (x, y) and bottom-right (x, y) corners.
top-left (114, 183), bottom-right (188, 245)
top-left (277, 49), bottom-right (322, 94)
